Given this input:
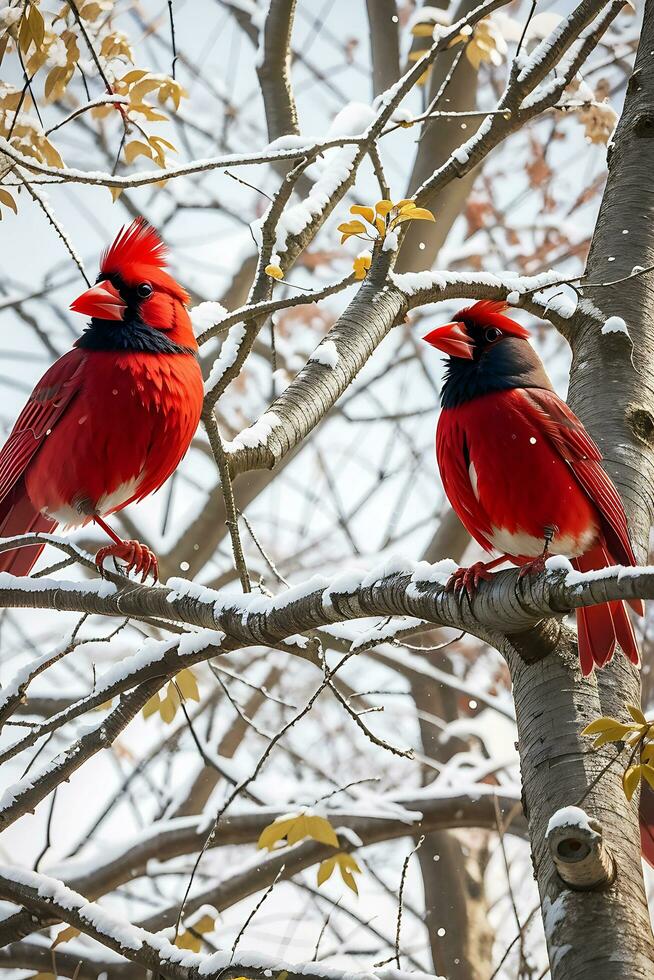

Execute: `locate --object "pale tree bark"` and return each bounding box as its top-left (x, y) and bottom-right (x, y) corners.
top-left (505, 5), bottom-right (654, 975)
top-left (397, 0), bottom-right (480, 272)
top-left (365, 0), bottom-right (401, 97)
top-left (414, 511), bottom-right (495, 980)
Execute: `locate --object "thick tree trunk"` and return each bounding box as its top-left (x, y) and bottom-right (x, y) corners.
top-left (509, 5), bottom-right (654, 976)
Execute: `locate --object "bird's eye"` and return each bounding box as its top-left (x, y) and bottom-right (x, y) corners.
top-left (485, 327), bottom-right (502, 342)
top-left (136, 282), bottom-right (153, 299)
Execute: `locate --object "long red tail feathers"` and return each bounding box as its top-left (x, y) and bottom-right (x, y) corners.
top-left (0, 481), bottom-right (56, 577)
top-left (572, 544), bottom-right (641, 675)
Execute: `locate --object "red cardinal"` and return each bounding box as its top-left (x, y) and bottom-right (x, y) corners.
top-left (0, 218), bottom-right (203, 581)
top-left (424, 300), bottom-right (643, 677)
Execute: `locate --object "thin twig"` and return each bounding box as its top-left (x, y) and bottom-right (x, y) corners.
top-left (203, 411), bottom-right (251, 593)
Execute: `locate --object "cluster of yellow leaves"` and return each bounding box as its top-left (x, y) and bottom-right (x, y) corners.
top-left (353, 251), bottom-right (371, 280)
top-left (142, 667), bottom-right (200, 723)
top-left (582, 703), bottom-right (654, 801)
top-left (174, 911), bottom-right (216, 953)
top-left (450, 18), bottom-right (508, 70)
top-left (337, 200), bottom-right (435, 277)
top-left (0, 0), bottom-right (186, 189)
top-left (409, 15), bottom-right (507, 84)
top-left (579, 80), bottom-right (618, 146)
top-left (257, 810), bottom-right (361, 894)
top-left (95, 69), bottom-right (187, 122)
top-left (0, 84), bottom-right (66, 216)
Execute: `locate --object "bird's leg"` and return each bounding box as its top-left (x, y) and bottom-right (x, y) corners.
top-left (446, 554), bottom-right (509, 597)
top-left (93, 516), bottom-right (159, 582)
top-left (518, 524), bottom-right (559, 578)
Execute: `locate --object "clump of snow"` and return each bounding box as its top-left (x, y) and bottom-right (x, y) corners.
top-left (542, 893), bottom-right (568, 936)
top-left (273, 144), bottom-right (359, 256)
top-left (224, 411), bottom-right (281, 452)
top-left (546, 805), bottom-right (594, 837)
top-left (0, 572), bottom-right (116, 598)
top-left (265, 134), bottom-right (318, 152)
top-left (382, 231), bottom-right (398, 252)
top-left (350, 616), bottom-right (423, 651)
top-left (452, 146), bottom-right (470, 165)
top-left (545, 555), bottom-right (573, 573)
top-left (328, 101), bottom-right (376, 137)
top-left (390, 267), bottom-right (562, 299)
top-left (322, 569), bottom-right (365, 608)
top-left (410, 559), bottom-right (458, 586)
top-left (506, 290), bottom-right (520, 305)
top-left (189, 301), bottom-right (228, 337)
top-left (602, 316), bottom-right (629, 337)
top-left (534, 290), bottom-right (578, 319)
top-left (204, 324), bottom-right (247, 395)
top-left (309, 340), bottom-right (339, 369)
top-left (390, 107), bottom-right (413, 125)
top-left (178, 629), bottom-right (225, 655)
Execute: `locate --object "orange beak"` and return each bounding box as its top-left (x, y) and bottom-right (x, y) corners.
top-left (423, 321), bottom-right (474, 360)
top-left (70, 280), bottom-right (126, 321)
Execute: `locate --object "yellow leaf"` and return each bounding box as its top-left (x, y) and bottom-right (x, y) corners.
top-left (627, 703), bottom-right (647, 725)
top-left (124, 140), bottom-right (154, 165)
top-left (350, 205), bottom-right (375, 224)
top-left (257, 816), bottom-right (295, 850)
top-left (396, 199), bottom-right (415, 208)
top-left (641, 743), bottom-right (654, 765)
top-left (581, 716), bottom-right (622, 736)
top-left (642, 764), bottom-right (654, 790)
top-left (0, 189), bottom-right (17, 213)
top-left (129, 78), bottom-right (161, 103)
top-left (142, 693), bottom-right (161, 719)
top-left (265, 264), bottom-right (283, 280)
top-left (337, 220), bottom-right (366, 237)
top-left (411, 23), bottom-right (436, 37)
top-left (28, 3), bottom-right (45, 50)
top-left (40, 138), bottom-right (64, 169)
top-left (109, 186), bottom-right (123, 203)
top-left (338, 856), bottom-right (360, 894)
top-left (120, 69), bottom-right (151, 85)
top-left (375, 200), bottom-right (393, 215)
top-left (317, 856), bottom-right (336, 886)
top-left (18, 11), bottom-right (31, 56)
top-left (188, 913), bottom-right (215, 934)
top-left (318, 853), bottom-right (361, 893)
top-left (130, 103), bottom-right (169, 123)
top-left (285, 814), bottom-right (311, 846)
top-left (405, 207), bottom-right (435, 221)
top-left (374, 216), bottom-right (386, 236)
top-left (149, 135), bottom-right (177, 153)
top-left (304, 815), bottom-right (339, 848)
top-left (258, 812), bottom-right (339, 851)
top-left (159, 692), bottom-right (178, 724)
top-left (352, 252), bottom-right (371, 280)
top-left (52, 925), bottom-right (81, 949)
top-left (176, 667), bottom-right (200, 702)
top-left (623, 764), bottom-right (642, 801)
top-left (0, 90), bottom-right (22, 111)
top-left (44, 67), bottom-right (66, 101)
top-left (592, 725), bottom-right (634, 748)
top-left (175, 928), bottom-right (201, 952)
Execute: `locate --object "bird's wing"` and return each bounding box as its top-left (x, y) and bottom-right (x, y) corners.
top-left (436, 410), bottom-right (494, 551)
top-left (0, 349), bottom-right (86, 506)
top-left (521, 387), bottom-right (637, 566)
